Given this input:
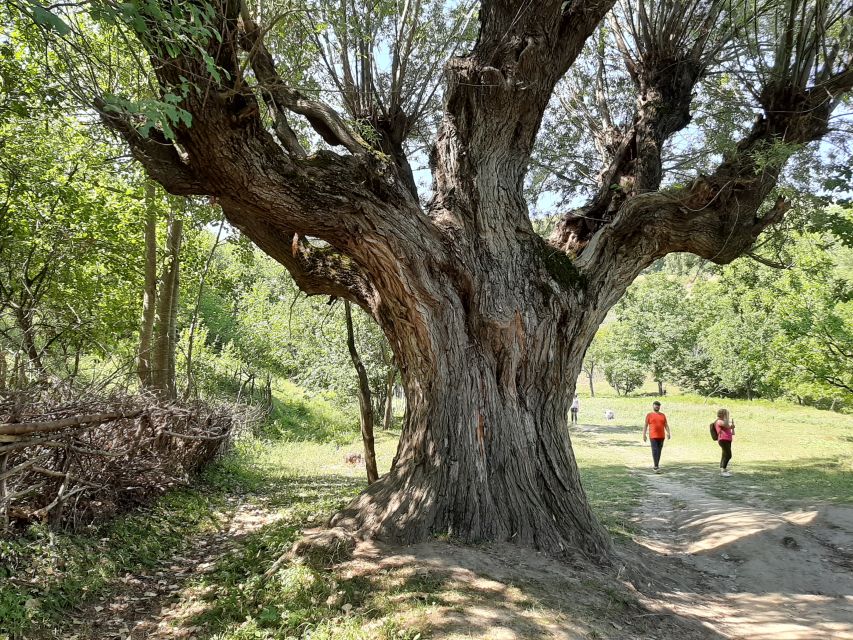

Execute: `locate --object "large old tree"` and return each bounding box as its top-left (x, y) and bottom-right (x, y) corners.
top-left (30, 0), bottom-right (852, 559)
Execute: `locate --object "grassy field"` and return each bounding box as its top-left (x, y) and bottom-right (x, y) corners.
top-left (3, 387), bottom-right (852, 639)
top-left (572, 393), bottom-right (853, 505)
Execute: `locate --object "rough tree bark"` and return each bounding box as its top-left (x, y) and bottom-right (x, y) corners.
top-left (98, 0), bottom-right (851, 561)
top-left (344, 301), bottom-right (379, 485)
top-left (151, 214), bottom-right (182, 400)
top-left (15, 306), bottom-right (44, 377)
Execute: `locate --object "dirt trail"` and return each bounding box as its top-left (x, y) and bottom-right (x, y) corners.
top-left (633, 470), bottom-right (853, 639)
top-left (59, 497), bottom-right (280, 640)
top-left (47, 431), bottom-right (853, 639)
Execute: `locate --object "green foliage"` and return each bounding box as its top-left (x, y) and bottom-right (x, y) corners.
top-left (100, 91), bottom-right (193, 141)
top-left (21, 2), bottom-right (70, 35)
top-left (184, 241), bottom-right (396, 420)
top-left (614, 273), bottom-right (699, 390)
top-left (585, 225), bottom-right (853, 409)
top-left (596, 325), bottom-right (647, 396)
top-left (0, 97), bottom-right (145, 376)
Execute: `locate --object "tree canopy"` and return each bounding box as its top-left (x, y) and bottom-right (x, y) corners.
top-left (11, 0), bottom-right (853, 559)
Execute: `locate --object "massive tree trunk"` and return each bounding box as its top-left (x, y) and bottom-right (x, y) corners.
top-left (97, 0), bottom-right (851, 562)
top-left (332, 253), bottom-right (614, 557)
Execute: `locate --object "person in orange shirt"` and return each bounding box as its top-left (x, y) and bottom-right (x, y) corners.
top-left (643, 401), bottom-right (671, 473)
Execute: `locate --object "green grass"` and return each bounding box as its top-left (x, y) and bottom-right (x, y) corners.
top-left (0, 490), bottom-right (225, 638)
top-left (0, 381), bottom-right (404, 640)
top-left (184, 437), bottom-right (432, 640)
top-left (571, 393), bottom-right (853, 505)
top-left (5, 381), bottom-right (852, 640)
top-left (260, 380), bottom-right (360, 445)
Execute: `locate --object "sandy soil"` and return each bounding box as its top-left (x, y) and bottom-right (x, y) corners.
top-left (339, 538), bottom-right (718, 640)
top-left (630, 468), bottom-right (853, 639)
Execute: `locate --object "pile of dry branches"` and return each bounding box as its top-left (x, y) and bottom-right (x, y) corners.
top-left (0, 389), bottom-right (240, 531)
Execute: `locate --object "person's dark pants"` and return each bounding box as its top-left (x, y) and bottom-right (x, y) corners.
top-left (650, 438), bottom-right (665, 468)
top-left (570, 408), bottom-right (578, 424)
top-left (719, 440), bottom-right (733, 469)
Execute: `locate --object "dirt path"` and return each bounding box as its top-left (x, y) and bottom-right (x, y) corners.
top-left (632, 469), bottom-right (853, 639)
top-left (61, 497), bottom-right (281, 640)
top-left (51, 432), bottom-right (852, 639)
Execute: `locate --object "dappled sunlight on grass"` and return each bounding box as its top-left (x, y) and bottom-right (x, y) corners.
top-left (0, 490), bottom-right (226, 637)
top-left (8, 380), bottom-right (852, 639)
top-left (260, 380), bottom-right (360, 445)
top-left (183, 448), bottom-right (430, 640)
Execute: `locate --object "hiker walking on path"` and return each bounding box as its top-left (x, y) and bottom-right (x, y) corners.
top-left (714, 408), bottom-right (735, 477)
top-left (643, 401), bottom-right (670, 473)
top-left (570, 394), bottom-right (580, 424)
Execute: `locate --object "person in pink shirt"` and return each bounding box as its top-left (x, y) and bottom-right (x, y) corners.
top-left (715, 408), bottom-right (735, 477)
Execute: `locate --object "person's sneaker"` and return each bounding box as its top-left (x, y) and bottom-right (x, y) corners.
top-left (654, 467), bottom-right (661, 473)
top-left (721, 471), bottom-right (732, 477)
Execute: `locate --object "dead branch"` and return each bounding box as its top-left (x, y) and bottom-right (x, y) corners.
top-left (0, 410), bottom-right (143, 436)
top-left (0, 391), bottom-right (243, 532)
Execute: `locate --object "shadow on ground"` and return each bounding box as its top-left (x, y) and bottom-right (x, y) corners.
top-left (628, 468), bottom-right (853, 639)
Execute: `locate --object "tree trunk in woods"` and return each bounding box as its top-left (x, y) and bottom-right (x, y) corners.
top-left (185, 217), bottom-right (225, 397)
top-left (345, 301), bottom-right (379, 485)
top-left (166, 219), bottom-right (181, 393)
top-left (137, 182), bottom-right (158, 389)
top-left (331, 246), bottom-right (615, 558)
top-left (0, 451), bottom-right (8, 530)
top-left (0, 351), bottom-right (6, 391)
top-left (101, 0), bottom-right (851, 562)
top-left (657, 380), bottom-right (664, 397)
top-left (383, 368), bottom-right (395, 430)
top-left (588, 370), bottom-right (595, 398)
top-left (151, 214), bottom-right (183, 400)
top-left (15, 306), bottom-right (45, 378)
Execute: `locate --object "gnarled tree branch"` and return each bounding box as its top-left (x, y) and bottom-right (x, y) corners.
top-left (239, 5), bottom-right (368, 155)
top-left (95, 98), bottom-right (206, 195)
top-left (551, 0), bottom-right (735, 254)
top-left (577, 71), bottom-right (851, 304)
top-left (224, 203), bottom-right (375, 309)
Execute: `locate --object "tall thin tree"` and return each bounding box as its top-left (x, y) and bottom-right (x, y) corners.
top-left (345, 300), bottom-right (380, 485)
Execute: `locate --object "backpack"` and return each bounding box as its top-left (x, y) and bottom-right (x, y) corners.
top-left (709, 421), bottom-right (718, 441)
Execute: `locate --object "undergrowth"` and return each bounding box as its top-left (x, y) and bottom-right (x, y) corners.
top-left (0, 490), bottom-right (223, 638)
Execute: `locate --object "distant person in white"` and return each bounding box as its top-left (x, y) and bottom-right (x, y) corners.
top-left (570, 394), bottom-right (580, 424)
top-left (604, 409), bottom-right (615, 421)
